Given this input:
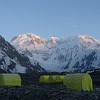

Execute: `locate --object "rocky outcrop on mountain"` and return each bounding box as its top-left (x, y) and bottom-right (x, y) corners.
top-left (0, 35), bottom-right (45, 73)
top-left (11, 33), bottom-right (100, 72)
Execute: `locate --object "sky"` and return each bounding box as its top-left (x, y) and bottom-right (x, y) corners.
top-left (0, 0), bottom-right (100, 41)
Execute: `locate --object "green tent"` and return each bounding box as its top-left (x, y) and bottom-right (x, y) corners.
top-left (39, 75), bottom-right (65, 83)
top-left (39, 75), bottom-right (54, 83)
top-left (55, 75), bottom-right (65, 82)
top-left (0, 74), bottom-right (21, 86)
top-left (63, 73), bottom-right (93, 91)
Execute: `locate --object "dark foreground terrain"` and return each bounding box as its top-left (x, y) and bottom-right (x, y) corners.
top-left (0, 83), bottom-right (100, 100)
top-left (0, 71), bottom-right (100, 100)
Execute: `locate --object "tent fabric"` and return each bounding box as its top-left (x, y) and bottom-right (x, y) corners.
top-left (63, 73), bottom-right (93, 91)
top-left (39, 75), bottom-right (53, 83)
top-left (0, 74), bottom-right (21, 86)
top-left (39, 75), bottom-right (65, 83)
top-left (55, 75), bottom-right (65, 82)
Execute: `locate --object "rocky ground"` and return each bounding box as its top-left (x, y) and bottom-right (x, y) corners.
top-left (0, 72), bottom-right (100, 100)
top-left (0, 83), bottom-right (100, 100)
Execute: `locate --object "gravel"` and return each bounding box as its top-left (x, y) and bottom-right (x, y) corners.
top-left (0, 83), bottom-right (100, 100)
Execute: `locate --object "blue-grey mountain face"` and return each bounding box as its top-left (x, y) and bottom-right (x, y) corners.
top-left (0, 35), bottom-right (45, 73)
top-left (11, 33), bottom-right (100, 72)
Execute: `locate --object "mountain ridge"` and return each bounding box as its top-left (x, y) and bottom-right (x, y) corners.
top-left (11, 33), bottom-right (100, 72)
top-left (0, 35), bottom-right (45, 73)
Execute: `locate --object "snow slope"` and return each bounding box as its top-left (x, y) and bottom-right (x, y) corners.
top-left (0, 35), bottom-right (44, 73)
top-left (11, 33), bottom-right (100, 72)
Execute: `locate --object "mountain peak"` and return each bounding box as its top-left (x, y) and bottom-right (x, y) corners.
top-left (49, 37), bottom-right (59, 43)
top-left (10, 33), bottom-right (46, 51)
top-left (11, 33), bottom-right (100, 51)
top-left (78, 34), bottom-right (96, 41)
top-left (11, 33), bottom-right (43, 41)
top-left (77, 34), bottom-right (100, 45)
top-left (11, 33), bottom-right (100, 72)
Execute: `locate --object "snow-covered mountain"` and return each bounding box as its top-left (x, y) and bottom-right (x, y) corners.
top-left (11, 33), bottom-right (100, 72)
top-left (0, 35), bottom-right (45, 73)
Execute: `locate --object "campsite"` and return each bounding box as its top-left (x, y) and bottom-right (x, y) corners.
top-left (0, 72), bottom-right (100, 100)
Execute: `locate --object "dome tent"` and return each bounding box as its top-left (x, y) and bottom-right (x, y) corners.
top-left (63, 73), bottom-right (93, 91)
top-left (39, 75), bottom-right (65, 83)
top-left (0, 74), bottom-right (21, 86)
top-left (55, 75), bottom-right (65, 82)
top-left (39, 75), bottom-right (54, 83)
